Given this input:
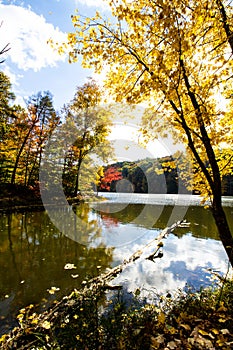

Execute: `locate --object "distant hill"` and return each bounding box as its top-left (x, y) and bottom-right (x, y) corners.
top-left (97, 156), bottom-right (233, 195)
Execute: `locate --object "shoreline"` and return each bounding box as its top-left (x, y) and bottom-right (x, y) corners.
top-left (1, 192), bottom-right (233, 213)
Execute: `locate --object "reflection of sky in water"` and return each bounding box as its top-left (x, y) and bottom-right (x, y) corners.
top-left (92, 221), bottom-right (151, 248)
top-left (88, 197), bottom-right (232, 296)
top-left (91, 222), bottom-right (229, 296)
top-left (114, 233), bottom-right (229, 296)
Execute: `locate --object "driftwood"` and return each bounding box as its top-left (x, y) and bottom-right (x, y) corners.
top-left (1, 221), bottom-right (185, 349)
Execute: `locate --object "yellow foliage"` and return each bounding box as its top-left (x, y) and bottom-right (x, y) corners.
top-left (57, 0), bottom-right (233, 201)
top-left (157, 311), bottom-right (166, 326)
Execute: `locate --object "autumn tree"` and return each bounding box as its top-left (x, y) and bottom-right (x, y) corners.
top-left (25, 91), bottom-right (60, 186)
top-left (3, 91), bottom-right (59, 186)
top-left (100, 166), bottom-right (122, 191)
top-left (62, 0), bottom-right (233, 264)
top-left (0, 73), bottom-right (59, 187)
top-left (10, 106), bottom-right (39, 185)
top-left (62, 79), bottom-right (113, 197)
top-left (0, 71), bottom-right (15, 141)
top-left (0, 71), bottom-right (17, 182)
top-left (95, 166), bottom-right (104, 195)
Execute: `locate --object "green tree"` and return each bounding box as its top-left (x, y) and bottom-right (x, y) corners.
top-left (63, 0), bottom-right (233, 265)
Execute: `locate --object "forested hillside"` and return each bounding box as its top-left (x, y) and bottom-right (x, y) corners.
top-left (98, 157), bottom-right (233, 195)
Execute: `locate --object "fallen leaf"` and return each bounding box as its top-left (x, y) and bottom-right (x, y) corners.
top-left (167, 340), bottom-right (177, 349)
top-left (47, 286), bottom-right (60, 294)
top-left (198, 329), bottom-right (209, 336)
top-left (64, 263), bottom-right (77, 270)
top-left (41, 321), bottom-right (51, 329)
top-left (180, 323), bottom-right (191, 331)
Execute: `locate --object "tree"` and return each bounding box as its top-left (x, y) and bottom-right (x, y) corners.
top-left (0, 71), bottom-right (15, 141)
top-left (6, 91), bottom-right (59, 186)
top-left (100, 166), bottom-right (122, 191)
top-left (62, 79), bottom-right (113, 197)
top-left (94, 166), bottom-right (104, 195)
top-left (25, 91), bottom-right (60, 186)
top-left (0, 71), bottom-right (17, 182)
top-left (63, 1), bottom-right (233, 264)
top-left (10, 106), bottom-right (39, 185)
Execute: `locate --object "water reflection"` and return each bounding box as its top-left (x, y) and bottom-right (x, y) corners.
top-left (94, 202), bottom-right (233, 241)
top-left (0, 197), bottom-right (232, 335)
top-left (111, 232), bottom-right (228, 299)
top-left (0, 210), bottom-right (113, 335)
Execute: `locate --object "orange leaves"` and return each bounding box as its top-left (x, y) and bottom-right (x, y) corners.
top-left (100, 166), bottom-right (122, 191)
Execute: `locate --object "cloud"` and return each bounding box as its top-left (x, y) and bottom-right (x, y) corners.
top-left (0, 4), bottom-right (67, 72)
top-left (75, 0), bottom-right (109, 9)
top-left (101, 229), bottom-right (229, 296)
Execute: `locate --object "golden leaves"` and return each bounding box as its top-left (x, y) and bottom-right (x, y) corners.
top-left (58, 0), bottom-right (233, 202)
top-left (157, 311), bottom-right (166, 326)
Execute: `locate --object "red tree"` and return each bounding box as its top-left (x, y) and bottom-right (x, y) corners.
top-left (100, 166), bottom-right (122, 191)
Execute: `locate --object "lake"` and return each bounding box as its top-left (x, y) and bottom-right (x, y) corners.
top-left (0, 193), bottom-right (233, 335)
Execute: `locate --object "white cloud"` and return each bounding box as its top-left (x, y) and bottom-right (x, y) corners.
top-left (110, 233), bottom-right (229, 295)
top-left (0, 4), bottom-right (67, 72)
top-left (75, 0), bottom-right (110, 10)
top-left (89, 222), bottom-right (229, 296)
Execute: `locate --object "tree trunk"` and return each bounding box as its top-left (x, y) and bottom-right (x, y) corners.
top-left (11, 120), bottom-right (37, 185)
top-left (216, 0), bottom-right (233, 53)
top-left (178, 56), bottom-right (233, 267)
top-left (73, 156), bottom-right (83, 197)
top-left (212, 195), bottom-right (233, 265)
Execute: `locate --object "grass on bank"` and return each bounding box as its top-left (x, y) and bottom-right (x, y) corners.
top-left (1, 276), bottom-right (233, 350)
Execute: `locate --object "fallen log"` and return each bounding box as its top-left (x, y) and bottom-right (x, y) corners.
top-left (0, 220), bottom-right (185, 349)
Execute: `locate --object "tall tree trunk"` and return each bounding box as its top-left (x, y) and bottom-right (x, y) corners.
top-left (212, 194), bottom-right (233, 265)
top-left (74, 156), bottom-right (83, 197)
top-left (11, 120), bottom-right (37, 185)
top-left (216, 0), bottom-right (233, 53)
top-left (27, 142), bottom-right (43, 186)
top-left (176, 56), bottom-right (233, 266)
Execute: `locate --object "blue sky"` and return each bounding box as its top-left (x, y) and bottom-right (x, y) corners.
top-left (0, 0), bottom-right (108, 110)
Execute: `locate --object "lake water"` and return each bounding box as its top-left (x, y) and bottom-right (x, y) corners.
top-left (0, 193), bottom-right (233, 335)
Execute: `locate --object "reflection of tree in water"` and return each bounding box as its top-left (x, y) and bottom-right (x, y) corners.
top-left (97, 203), bottom-right (233, 241)
top-left (0, 208), bottom-right (113, 335)
top-left (96, 203), bottom-right (146, 224)
top-left (100, 214), bottom-right (119, 228)
top-left (45, 203), bottom-right (104, 245)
